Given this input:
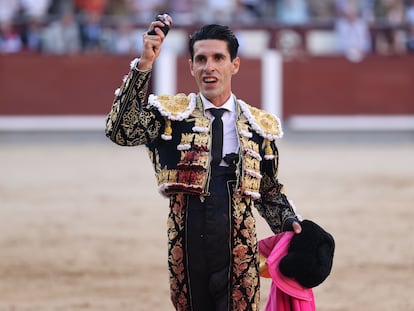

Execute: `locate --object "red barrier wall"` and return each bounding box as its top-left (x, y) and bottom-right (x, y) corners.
top-left (283, 55), bottom-right (414, 117)
top-left (1, 54), bottom-right (413, 118)
top-left (0, 54), bottom-right (132, 115)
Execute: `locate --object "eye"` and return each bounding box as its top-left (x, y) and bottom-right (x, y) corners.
top-left (194, 55), bottom-right (206, 63)
top-left (214, 54), bottom-right (225, 61)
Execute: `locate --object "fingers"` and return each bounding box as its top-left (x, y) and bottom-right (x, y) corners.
top-left (147, 20), bottom-right (166, 36)
top-left (292, 221), bottom-right (302, 234)
top-left (143, 21), bottom-right (166, 43)
top-left (140, 31), bottom-right (163, 67)
top-left (144, 29), bottom-right (165, 42)
top-left (143, 23), bottom-right (166, 49)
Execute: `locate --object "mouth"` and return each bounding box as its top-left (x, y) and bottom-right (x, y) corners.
top-left (202, 76), bottom-right (218, 84)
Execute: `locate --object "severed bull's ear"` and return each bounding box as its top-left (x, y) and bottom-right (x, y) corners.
top-left (147, 14), bottom-right (172, 36)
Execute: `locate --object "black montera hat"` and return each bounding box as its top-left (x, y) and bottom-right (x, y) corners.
top-left (279, 219), bottom-right (335, 288)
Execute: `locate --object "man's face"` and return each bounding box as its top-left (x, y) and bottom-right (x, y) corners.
top-left (189, 39), bottom-right (240, 107)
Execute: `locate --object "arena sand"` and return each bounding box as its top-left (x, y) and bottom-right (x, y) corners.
top-left (0, 134), bottom-right (413, 311)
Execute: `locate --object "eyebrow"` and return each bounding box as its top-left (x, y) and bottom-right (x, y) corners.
top-left (195, 52), bottom-right (227, 60)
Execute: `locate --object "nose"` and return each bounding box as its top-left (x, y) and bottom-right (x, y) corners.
top-left (204, 58), bottom-right (215, 72)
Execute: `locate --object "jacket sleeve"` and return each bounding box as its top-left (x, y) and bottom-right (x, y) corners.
top-left (105, 65), bottom-right (163, 146)
top-left (255, 142), bottom-right (298, 234)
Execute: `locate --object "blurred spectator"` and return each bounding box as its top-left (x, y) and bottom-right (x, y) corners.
top-left (106, 0), bottom-right (130, 17)
top-left (197, 0), bottom-right (238, 24)
top-left (47, 0), bottom-right (75, 16)
top-left (374, 0), bottom-right (406, 54)
top-left (335, 3), bottom-right (372, 61)
top-left (275, 28), bottom-right (305, 60)
top-left (275, 0), bottom-right (309, 25)
top-left (406, 0), bottom-right (414, 52)
top-left (79, 11), bottom-right (104, 53)
top-left (124, 0), bottom-right (168, 23)
top-left (0, 20), bottom-right (23, 53)
top-left (335, 0), bottom-right (375, 22)
top-left (242, 0), bottom-right (263, 18)
top-left (407, 23), bottom-right (414, 52)
top-left (407, 0), bottom-right (414, 24)
top-left (385, 0), bottom-right (406, 54)
top-left (335, 0), bottom-right (357, 15)
top-left (360, 0), bottom-right (375, 23)
top-left (20, 17), bottom-right (43, 52)
top-left (74, 0), bottom-right (109, 15)
top-left (42, 11), bottom-right (81, 54)
top-left (0, 0), bottom-right (20, 23)
top-left (167, 0), bottom-right (194, 25)
top-left (236, 0), bottom-right (264, 24)
top-left (18, 0), bottom-right (52, 53)
top-left (20, 0), bottom-right (52, 20)
top-left (105, 18), bottom-right (138, 54)
top-left (308, 0), bottom-right (335, 22)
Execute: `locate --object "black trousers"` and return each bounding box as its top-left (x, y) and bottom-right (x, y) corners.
top-left (186, 166), bottom-right (236, 311)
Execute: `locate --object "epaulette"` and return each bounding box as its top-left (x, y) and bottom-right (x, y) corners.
top-left (238, 100), bottom-right (283, 141)
top-left (149, 93), bottom-right (196, 121)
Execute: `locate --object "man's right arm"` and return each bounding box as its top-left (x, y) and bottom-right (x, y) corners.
top-left (105, 16), bottom-right (172, 146)
top-left (105, 62), bottom-right (159, 146)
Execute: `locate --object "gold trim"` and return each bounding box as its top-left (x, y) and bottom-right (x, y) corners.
top-left (149, 93), bottom-right (196, 121)
top-left (238, 100), bottom-right (283, 140)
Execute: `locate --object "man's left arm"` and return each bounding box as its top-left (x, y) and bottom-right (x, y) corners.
top-left (255, 143), bottom-right (301, 234)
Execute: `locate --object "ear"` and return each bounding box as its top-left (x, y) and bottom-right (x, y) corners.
top-left (232, 56), bottom-right (240, 75)
top-left (189, 58), bottom-right (195, 76)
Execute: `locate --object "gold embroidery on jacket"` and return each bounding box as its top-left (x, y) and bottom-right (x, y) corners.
top-left (238, 100), bottom-right (283, 140)
top-left (149, 93), bottom-right (197, 121)
top-left (231, 196), bottom-right (260, 310)
top-left (157, 93), bottom-right (190, 113)
top-left (193, 133), bottom-right (209, 147)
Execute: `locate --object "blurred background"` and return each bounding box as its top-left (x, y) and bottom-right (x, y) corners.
top-left (0, 1), bottom-right (414, 311)
top-left (1, 0), bottom-right (414, 134)
top-left (2, 0), bottom-right (414, 57)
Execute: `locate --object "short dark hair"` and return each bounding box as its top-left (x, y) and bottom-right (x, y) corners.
top-left (189, 24), bottom-right (239, 61)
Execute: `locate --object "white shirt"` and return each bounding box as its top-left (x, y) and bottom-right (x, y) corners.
top-left (201, 93), bottom-right (239, 166)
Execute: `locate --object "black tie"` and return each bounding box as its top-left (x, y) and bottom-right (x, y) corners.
top-left (209, 108), bottom-right (226, 166)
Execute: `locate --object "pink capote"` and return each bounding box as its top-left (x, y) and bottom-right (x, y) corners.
top-left (259, 232), bottom-right (316, 311)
